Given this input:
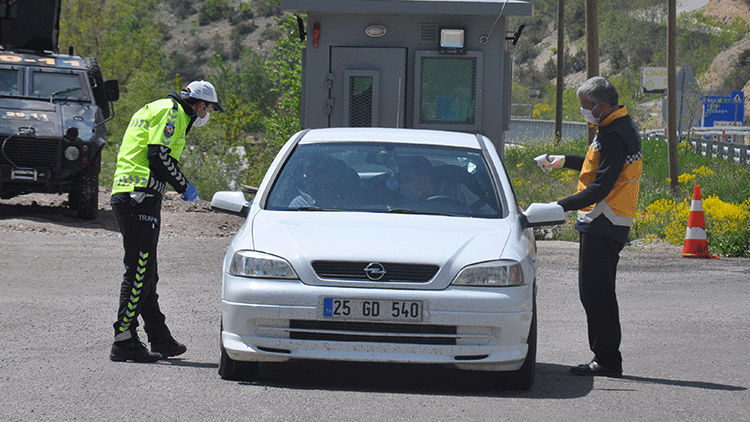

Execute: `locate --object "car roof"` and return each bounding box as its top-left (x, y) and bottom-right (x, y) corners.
top-left (297, 127), bottom-right (485, 149)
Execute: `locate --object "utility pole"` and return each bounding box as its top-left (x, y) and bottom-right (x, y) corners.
top-left (585, 0), bottom-right (599, 145)
top-left (554, 0), bottom-right (565, 144)
top-left (667, 0), bottom-right (679, 192)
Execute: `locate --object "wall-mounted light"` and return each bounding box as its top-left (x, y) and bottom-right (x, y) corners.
top-left (365, 24), bottom-right (387, 38)
top-left (439, 28), bottom-right (465, 54)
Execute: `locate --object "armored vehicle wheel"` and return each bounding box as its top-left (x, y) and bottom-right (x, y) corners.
top-left (72, 155), bottom-right (100, 220)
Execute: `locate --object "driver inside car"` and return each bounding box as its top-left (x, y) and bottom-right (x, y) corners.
top-left (289, 155), bottom-right (360, 209)
top-left (398, 155), bottom-right (495, 214)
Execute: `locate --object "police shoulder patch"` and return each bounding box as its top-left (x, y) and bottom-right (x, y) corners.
top-left (164, 123), bottom-right (175, 138)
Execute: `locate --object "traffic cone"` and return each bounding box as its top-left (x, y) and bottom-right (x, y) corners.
top-left (681, 185), bottom-right (712, 258)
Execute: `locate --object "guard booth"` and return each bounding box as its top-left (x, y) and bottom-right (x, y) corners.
top-left (280, 0), bottom-right (533, 152)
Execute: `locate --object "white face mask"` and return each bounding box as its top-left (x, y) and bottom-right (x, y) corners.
top-left (193, 111), bottom-right (210, 127)
top-left (580, 104), bottom-right (601, 125)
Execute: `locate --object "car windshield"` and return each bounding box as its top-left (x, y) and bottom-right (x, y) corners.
top-left (266, 142), bottom-right (503, 217)
top-left (31, 71), bottom-right (87, 100)
top-left (0, 68), bottom-right (20, 94)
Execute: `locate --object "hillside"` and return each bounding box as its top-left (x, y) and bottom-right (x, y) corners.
top-left (148, 0), bottom-right (749, 125)
top-left (699, 0), bottom-right (750, 114)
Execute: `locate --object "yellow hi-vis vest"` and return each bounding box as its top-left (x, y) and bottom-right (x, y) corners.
top-left (112, 98), bottom-right (190, 195)
top-left (577, 107), bottom-right (642, 228)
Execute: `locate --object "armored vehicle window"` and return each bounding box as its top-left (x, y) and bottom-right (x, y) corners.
top-left (0, 69), bottom-right (20, 94)
top-left (32, 71), bottom-right (86, 99)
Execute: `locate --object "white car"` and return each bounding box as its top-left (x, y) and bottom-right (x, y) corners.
top-left (211, 128), bottom-right (564, 390)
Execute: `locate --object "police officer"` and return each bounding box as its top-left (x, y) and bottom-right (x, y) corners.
top-left (109, 81), bottom-right (224, 362)
top-left (536, 76), bottom-right (642, 377)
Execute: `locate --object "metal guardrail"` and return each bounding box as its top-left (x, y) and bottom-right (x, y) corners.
top-left (642, 127), bottom-right (750, 165)
top-left (507, 121), bottom-right (750, 165)
top-left (506, 118), bottom-right (588, 145)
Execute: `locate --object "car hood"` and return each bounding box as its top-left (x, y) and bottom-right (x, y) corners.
top-left (244, 210), bottom-right (513, 289)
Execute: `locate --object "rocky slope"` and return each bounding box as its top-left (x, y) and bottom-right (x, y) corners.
top-left (700, 0), bottom-right (750, 121)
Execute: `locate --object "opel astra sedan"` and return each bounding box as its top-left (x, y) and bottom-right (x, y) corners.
top-left (211, 128), bottom-right (564, 390)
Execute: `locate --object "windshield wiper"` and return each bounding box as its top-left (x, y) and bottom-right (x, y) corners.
top-left (296, 206), bottom-right (324, 211)
top-left (387, 208), bottom-right (419, 214)
top-left (50, 87), bottom-right (82, 97)
top-left (387, 207), bottom-right (463, 217)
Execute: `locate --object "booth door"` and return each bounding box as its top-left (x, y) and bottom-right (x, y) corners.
top-left (329, 47), bottom-right (406, 128)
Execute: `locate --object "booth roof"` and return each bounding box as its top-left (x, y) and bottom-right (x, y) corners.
top-left (281, 0), bottom-right (533, 17)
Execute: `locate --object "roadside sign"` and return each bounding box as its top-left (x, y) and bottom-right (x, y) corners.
top-left (642, 67), bottom-right (668, 94)
top-left (702, 91), bottom-right (745, 126)
top-left (701, 91), bottom-right (745, 142)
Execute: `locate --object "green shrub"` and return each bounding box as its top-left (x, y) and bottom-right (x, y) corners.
top-left (505, 135), bottom-right (750, 257)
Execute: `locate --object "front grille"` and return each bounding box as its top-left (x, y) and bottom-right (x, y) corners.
top-left (290, 320), bottom-right (457, 345)
top-left (312, 261), bottom-right (439, 282)
top-left (0, 137), bottom-right (61, 168)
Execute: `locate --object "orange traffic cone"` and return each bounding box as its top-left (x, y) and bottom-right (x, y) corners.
top-left (681, 185), bottom-right (713, 258)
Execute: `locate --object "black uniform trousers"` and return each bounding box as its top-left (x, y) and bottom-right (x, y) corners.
top-left (578, 231), bottom-right (624, 370)
top-left (111, 193), bottom-right (171, 342)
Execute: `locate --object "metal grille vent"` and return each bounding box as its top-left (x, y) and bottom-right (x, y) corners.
top-left (419, 24), bottom-right (438, 43)
top-left (348, 76), bottom-right (373, 127)
top-left (0, 138), bottom-right (61, 168)
top-left (290, 320), bottom-right (457, 345)
top-left (312, 261), bottom-right (439, 282)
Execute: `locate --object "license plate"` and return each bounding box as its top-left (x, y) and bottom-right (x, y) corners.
top-left (323, 298), bottom-right (423, 322)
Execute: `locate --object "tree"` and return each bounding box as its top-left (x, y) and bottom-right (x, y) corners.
top-left (58, 0), bottom-right (164, 85)
top-left (264, 15), bottom-right (304, 145)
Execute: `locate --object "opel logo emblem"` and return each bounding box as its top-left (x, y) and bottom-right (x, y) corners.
top-left (364, 262), bottom-right (386, 281)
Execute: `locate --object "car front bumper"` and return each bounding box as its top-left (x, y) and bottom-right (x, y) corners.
top-left (221, 275), bottom-right (534, 372)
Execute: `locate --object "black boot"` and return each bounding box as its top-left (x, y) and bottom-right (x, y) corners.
top-left (110, 335), bottom-right (163, 363)
top-left (151, 337), bottom-right (187, 359)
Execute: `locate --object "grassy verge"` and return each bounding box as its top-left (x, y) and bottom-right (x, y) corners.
top-left (505, 136), bottom-right (750, 257)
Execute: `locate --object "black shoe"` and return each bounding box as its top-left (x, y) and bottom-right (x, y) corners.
top-left (151, 337), bottom-right (187, 359)
top-left (111, 338), bottom-right (163, 363)
top-left (570, 360), bottom-right (622, 377)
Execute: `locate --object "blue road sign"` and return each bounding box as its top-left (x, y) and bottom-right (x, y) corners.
top-left (702, 91), bottom-right (745, 127)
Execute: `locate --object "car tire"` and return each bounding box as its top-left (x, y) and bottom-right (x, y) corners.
top-left (218, 324), bottom-right (259, 381)
top-left (72, 154), bottom-right (100, 220)
top-left (83, 57), bottom-right (110, 119)
top-left (495, 290), bottom-right (537, 391)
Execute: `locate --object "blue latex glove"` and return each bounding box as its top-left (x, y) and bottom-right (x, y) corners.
top-left (181, 183), bottom-right (200, 202)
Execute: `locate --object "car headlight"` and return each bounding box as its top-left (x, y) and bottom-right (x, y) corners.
top-left (451, 261), bottom-right (525, 286)
top-left (229, 250), bottom-right (298, 279)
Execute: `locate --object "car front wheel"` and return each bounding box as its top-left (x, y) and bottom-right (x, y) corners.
top-left (218, 325), bottom-right (259, 381)
top-left (495, 291), bottom-right (537, 391)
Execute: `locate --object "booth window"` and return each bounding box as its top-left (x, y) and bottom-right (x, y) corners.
top-left (344, 70), bottom-right (380, 127)
top-left (414, 51), bottom-right (482, 130)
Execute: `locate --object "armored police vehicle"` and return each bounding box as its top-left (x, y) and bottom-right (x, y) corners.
top-left (0, 0), bottom-right (118, 219)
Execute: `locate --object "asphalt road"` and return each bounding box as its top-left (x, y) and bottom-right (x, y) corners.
top-left (0, 229), bottom-right (748, 421)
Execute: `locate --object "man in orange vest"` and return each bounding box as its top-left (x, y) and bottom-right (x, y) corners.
top-left (536, 76), bottom-right (642, 377)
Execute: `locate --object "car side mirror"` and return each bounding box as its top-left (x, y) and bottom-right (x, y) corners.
top-left (211, 191), bottom-right (251, 218)
top-left (104, 79), bottom-right (119, 102)
top-left (521, 202), bottom-right (566, 229)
